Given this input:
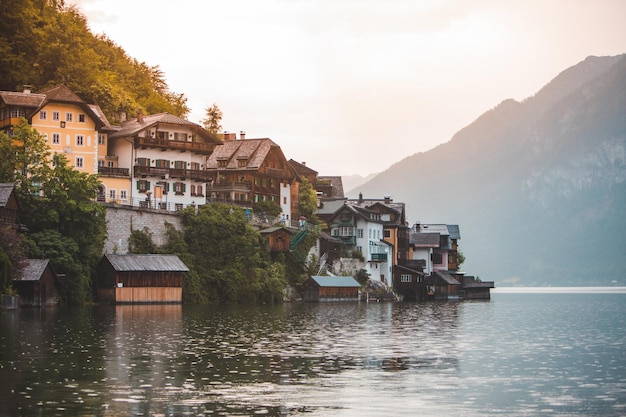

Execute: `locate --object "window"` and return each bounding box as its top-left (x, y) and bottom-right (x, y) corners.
top-left (357, 229), bottom-right (364, 238)
top-left (173, 132), bottom-right (188, 141)
top-left (174, 160), bottom-right (186, 169)
top-left (137, 180), bottom-right (150, 192)
top-left (98, 160), bottom-right (104, 167)
top-left (384, 230), bottom-right (391, 238)
top-left (65, 112), bottom-right (73, 122)
top-left (190, 162), bottom-right (200, 170)
top-left (283, 197), bottom-right (287, 204)
top-left (109, 189), bottom-right (116, 199)
top-left (190, 184), bottom-right (196, 196)
top-left (155, 159), bottom-right (169, 168)
top-left (332, 226), bottom-right (354, 237)
top-left (137, 157), bottom-right (150, 166)
top-left (218, 160), bottom-right (227, 168)
top-left (174, 182), bottom-right (186, 195)
top-left (78, 114), bottom-right (86, 122)
top-left (98, 134), bottom-right (106, 145)
top-left (10, 109), bottom-right (25, 118)
top-left (52, 111), bottom-right (60, 121)
top-left (238, 159), bottom-right (247, 168)
top-left (107, 161), bottom-right (114, 168)
top-left (39, 111), bottom-right (47, 120)
top-left (157, 131), bottom-right (168, 139)
top-left (401, 274), bottom-right (412, 283)
top-left (120, 190), bottom-right (127, 200)
top-left (196, 185), bottom-right (203, 196)
top-left (52, 133), bottom-right (60, 144)
top-left (75, 157), bottom-right (84, 168)
top-left (76, 135), bottom-right (84, 146)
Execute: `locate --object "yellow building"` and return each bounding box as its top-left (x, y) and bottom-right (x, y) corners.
top-left (0, 85), bottom-right (109, 175)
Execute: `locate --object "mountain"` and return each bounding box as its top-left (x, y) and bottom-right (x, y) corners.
top-left (342, 173), bottom-right (379, 194)
top-left (353, 55), bottom-right (626, 286)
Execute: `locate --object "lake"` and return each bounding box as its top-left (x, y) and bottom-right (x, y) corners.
top-left (1, 288), bottom-right (625, 416)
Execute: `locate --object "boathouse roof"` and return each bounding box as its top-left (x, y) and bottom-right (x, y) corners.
top-left (103, 254), bottom-right (189, 272)
top-left (310, 276), bottom-right (361, 288)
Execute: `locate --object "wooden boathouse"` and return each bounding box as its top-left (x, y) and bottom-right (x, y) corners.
top-left (303, 276), bottom-right (362, 302)
top-left (96, 254), bottom-right (188, 304)
top-left (12, 259), bottom-right (59, 307)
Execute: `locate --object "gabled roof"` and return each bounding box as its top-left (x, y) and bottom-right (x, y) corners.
top-left (316, 176), bottom-right (345, 198)
top-left (17, 259), bottom-right (51, 281)
top-left (109, 112), bottom-right (216, 142)
top-left (288, 159), bottom-right (318, 176)
top-left (38, 85), bottom-right (85, 103)
top-left (309, 276), bottom-right (361, 288)
top-left (418, 224), bottom-right (449, 236)
top-left (447, 225), bottom-right (461, 240)
top-left (0, 91), bottom-right (46, 107)
top-left (0, 183), bottom-right (17, 207)
top-left (410, 232), bottom-right (440, 248)
top-left (103, 254), bottom-right (189, 272)
top-left (206, 138), bottom-right (289, 171)
top-left (330, 203), bottom-right (384, 224)
top-left (432, 270), bottom-right (461, 286)
top-left (259, 226), bottom-right (296, 235)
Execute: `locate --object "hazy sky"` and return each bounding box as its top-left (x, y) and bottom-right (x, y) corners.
top-left (70, 0), bottom-right (625, 176)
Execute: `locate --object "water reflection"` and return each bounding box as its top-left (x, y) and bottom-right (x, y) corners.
top-left (1, 302), bottom-right (463, 416)
top-left (4, 296), bottom-right (622, 416)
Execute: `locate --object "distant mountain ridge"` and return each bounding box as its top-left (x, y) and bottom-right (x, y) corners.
top-left (353, 54), bottom-right (626, 285)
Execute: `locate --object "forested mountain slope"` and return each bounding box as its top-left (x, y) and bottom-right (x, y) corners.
top-left (354, 55), bottom-right (626, 285)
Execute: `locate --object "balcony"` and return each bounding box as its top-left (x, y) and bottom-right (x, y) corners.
top-left (98, 166), bottom-right (130, 177)
top-left (209, 181), bottom-right (252, 192)
top-left (133, 166), bottom-right (212, 181)
top-left (134, 136), bottom-right (216, 155)
top-left (370, 253), bottom-right (388, 262)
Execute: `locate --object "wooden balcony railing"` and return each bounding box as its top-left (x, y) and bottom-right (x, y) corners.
top-left (134, 136), bottom-right (216, 154)
top-left (98, 166), bottom-right (130, 177)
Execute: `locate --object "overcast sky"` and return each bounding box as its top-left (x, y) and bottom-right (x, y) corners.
top-left (70, 0), bottom-right (626, 176)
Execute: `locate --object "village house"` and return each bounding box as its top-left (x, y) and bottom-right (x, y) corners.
top-left (0, 85), bottom-right (110, 175)
top-left (326, 203), bottom-right (392, 284)
top-left (205, 134), bottom-right (299, 223)
top-left (100, 112), bottom-right (221, 211)
top-left (12, 259), bottom-right (59, 307)
top-left (96, 254), bottom-right (188, 304)
top-left (259, 226), bottom-right (295, 253)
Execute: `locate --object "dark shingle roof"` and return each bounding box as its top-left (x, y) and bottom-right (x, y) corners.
top-left (206, 138), bottom-right (280, 170)
top-left (0, 183), bottom-right (16, 207)
top-left (104, 254), bottom-right (189, 272)
top-left (410, 232), bottom-right (440, 247)
top-left (18, 259), bottom-right (50, 281)
top-left (109, 113), bottom-right (206, 139)
top-left (0, 91), bottom-right (46, 107)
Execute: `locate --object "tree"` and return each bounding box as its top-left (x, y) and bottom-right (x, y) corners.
top-left (298, 177), bottom-right (319, 225)
top-left (201, 103), bottom-right (223, 134)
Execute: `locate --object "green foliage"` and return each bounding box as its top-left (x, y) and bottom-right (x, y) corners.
top-left (1, 120), bottom-right (105, 303)
top-left (457, 250), bottom-right (465, 269)
top-left (128, 228), bottom-right (158, 254)
top-left (298, 177), bottom-right (319, 225)
top-left (0, 225), bottom-right (26, 294)
top-left (252, 200), bottom-right (282, 217)
top-left (201, 103), bottom-right (223, 134)
top-left (355, 269), bottom-right (370, 286)
top-left (0, 1), bottom-right (188, 120)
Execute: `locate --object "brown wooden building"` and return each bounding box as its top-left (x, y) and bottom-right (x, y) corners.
top-left (0, 183), bottom-right (19, 226)
top-left (96, 254), bottom-right (188, 304)
top-left (259, 226), bottom-right (295, 252)
top-left (303, 276), bottom-right (362, 302)
top-left (12, 259), bottom-right (59, 307)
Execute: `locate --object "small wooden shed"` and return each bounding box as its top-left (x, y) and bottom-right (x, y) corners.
top-left (259, 226), bottom-right (295, 252)
top-left (12, 259), bottom-right (59, 307)
top-left (0, 182), bottom-right (20, 226)
top-left (96, 254), bottom-right (188, 304)
top-left (303, 276), bottom-right (362, 302)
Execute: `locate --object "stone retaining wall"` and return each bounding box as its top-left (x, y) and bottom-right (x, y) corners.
top-left (103, 204), bottom-right (184, 254)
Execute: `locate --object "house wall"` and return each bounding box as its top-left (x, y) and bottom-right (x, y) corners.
top-left (32, 102), bottom-right (99, 175)
top-left (280, 182), bottom-right (291, 223)
top-left (412, 248), bottom-right (433, 274)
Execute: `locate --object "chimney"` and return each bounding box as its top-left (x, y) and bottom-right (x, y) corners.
top-left (223, 131), bottom-right (236, 141)
top-left (384, 196), bottom-right (391, 204)
top-left (23, 85), bottom-right (32, 94)
top-left (358, 192), bottom-right (363, 203)
top-left (240, 131), bottom-right (246, 140)
top-left (137, 109), bottom-right (144, 123)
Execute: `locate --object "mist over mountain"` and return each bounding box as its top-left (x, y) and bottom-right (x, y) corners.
top-left (352, 55), bottom-right (626, 286)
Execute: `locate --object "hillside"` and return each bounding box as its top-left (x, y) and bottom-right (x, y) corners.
top-left (353, 55), bottom-right (626, 286)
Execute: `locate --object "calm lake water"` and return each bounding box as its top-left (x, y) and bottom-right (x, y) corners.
top-left (1, 289), bottom-right (625, 416)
